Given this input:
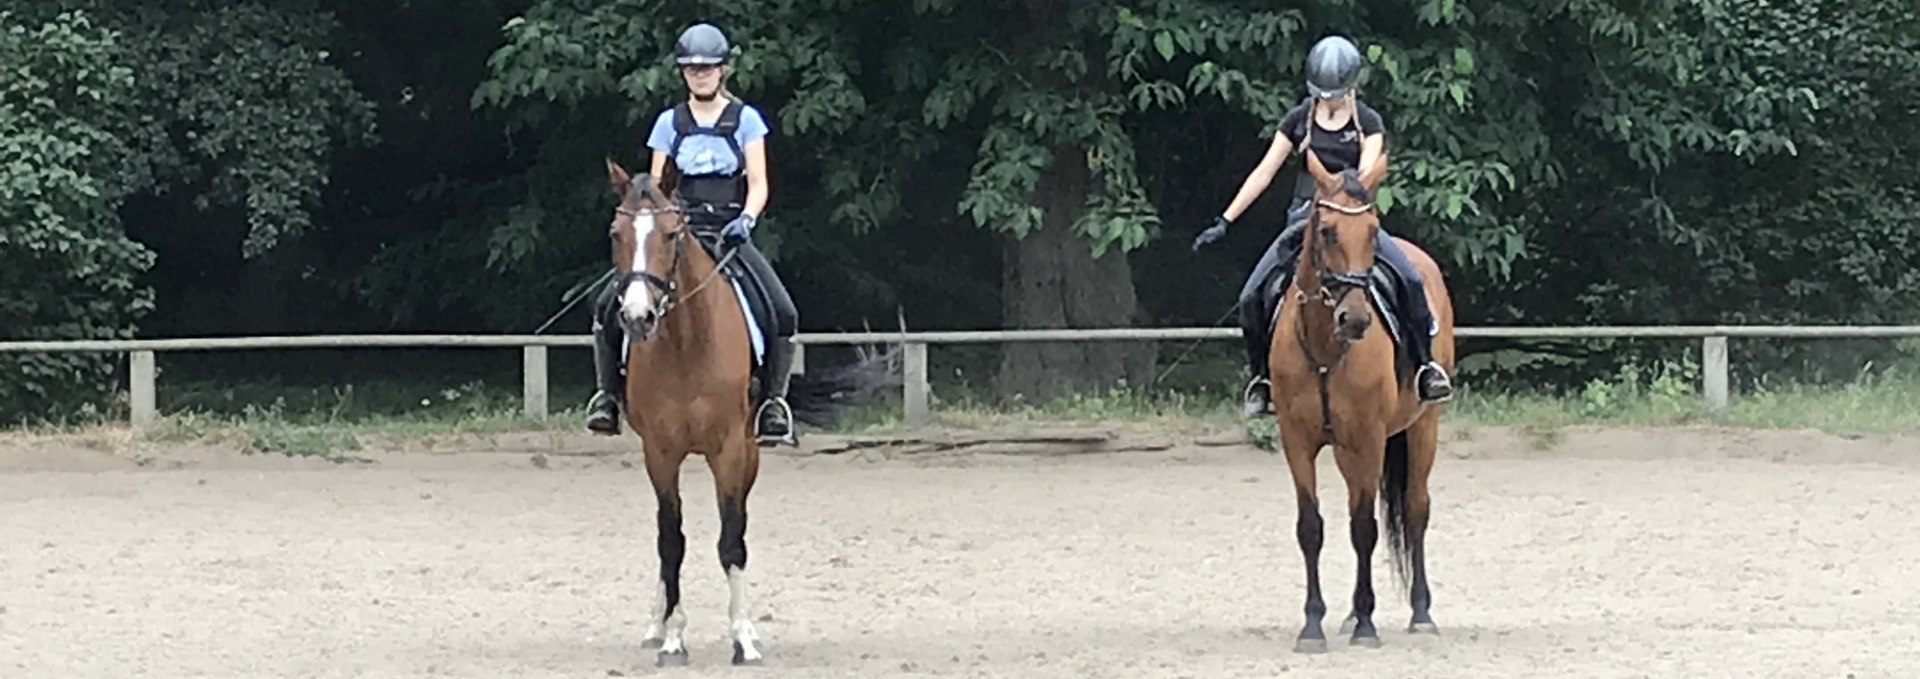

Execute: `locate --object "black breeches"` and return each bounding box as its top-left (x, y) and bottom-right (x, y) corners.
top-left (593, 275), bottom-right (620, 333)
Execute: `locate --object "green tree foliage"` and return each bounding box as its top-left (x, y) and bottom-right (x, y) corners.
top-left (0, 11), bottom-right (154, 417)
top-left (5, 0), bottom-right (1920, 419)
top-left (0, 2), bottom-right (376, 417)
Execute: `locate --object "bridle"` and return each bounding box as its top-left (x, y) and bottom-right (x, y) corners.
top-left (612, 202), bottom-right (738, 327)
top-left (1291, 194), bottom-right (1379, 440)
top-left (1300, 197), bottom-right (1377, 307)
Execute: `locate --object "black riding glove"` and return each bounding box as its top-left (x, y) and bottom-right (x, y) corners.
top-left (1191, 215), bottom-right (1231, 251)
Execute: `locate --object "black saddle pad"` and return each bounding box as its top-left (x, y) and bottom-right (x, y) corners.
top-left (691, 231), bottom-right (778, 396)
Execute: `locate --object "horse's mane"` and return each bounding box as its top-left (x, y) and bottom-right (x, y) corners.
top-left (1335, 168), bottom-right (1372, 204)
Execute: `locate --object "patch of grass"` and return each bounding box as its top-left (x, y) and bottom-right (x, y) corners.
top-left (919, 386), bottom-right (1241, 431)
top-left (9, 358), bottom-right (1920, 456)
top-left (899, 357), bottom-right (1920, 440)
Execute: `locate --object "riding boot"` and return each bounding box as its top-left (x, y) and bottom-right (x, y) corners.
top-left (755, 336), bottom-right (798, 446)
top-left (1239, 297), bottom-right (1275, 418)
top-left (1403, 293), bottom-right (1454, 404)
top-left (585, 318), bottom-right (624, 435)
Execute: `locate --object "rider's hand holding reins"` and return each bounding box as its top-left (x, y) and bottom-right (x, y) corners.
top-left (722, 213), bottom-right (755, 244)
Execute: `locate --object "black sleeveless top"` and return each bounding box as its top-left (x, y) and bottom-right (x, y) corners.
top-left (1277, 98), bottom-right (1383, 199)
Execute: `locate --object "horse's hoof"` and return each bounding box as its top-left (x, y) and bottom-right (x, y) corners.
top-left (656, 649), bottom-right (689, 667)
top-left (731, 641), bottom-right (763, 666)
top-left (640, 638), bottom-right (665, 650)
top-left (1347, 617), bottom-right (1381, 648)
top-left (1338, 614), bottom-right (1358, 635)
top-left (1409, 621), bottom-right (1440, 635)
top-left (1293, 637), bottom-right (1328, 654)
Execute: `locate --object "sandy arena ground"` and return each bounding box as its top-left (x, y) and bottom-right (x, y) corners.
top-left (3, 422), bottom-right (1918, 678)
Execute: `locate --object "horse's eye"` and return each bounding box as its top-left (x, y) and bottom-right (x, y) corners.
top-left (1320, 225), bottom-right (1338, 243)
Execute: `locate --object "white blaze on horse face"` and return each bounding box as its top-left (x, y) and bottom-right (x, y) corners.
top-left (619, 211), bottom-right (657, 323)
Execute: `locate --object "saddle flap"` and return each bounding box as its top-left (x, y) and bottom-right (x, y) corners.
top-left (688, 230), bottom-right (777, 374)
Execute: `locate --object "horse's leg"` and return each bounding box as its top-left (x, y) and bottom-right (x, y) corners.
top-left (1403, 413), bottom-right (1441, 634)
top-left (1279, 425), bottom-right (1329, 653)
top-left (1334, 432), bottom-right (1386, 648)
top-left (708, 433), bottom-right (763, 665)
top-left (642, 445), bottom-right (692, 666)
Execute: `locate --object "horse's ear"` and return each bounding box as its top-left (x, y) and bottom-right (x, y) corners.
top-left (1304, 149), bottom-right (1338, 193)
top-left (606, 157), bottom-right (632, 198)
top-left (658, 157), bottom-right (683, 198)
top-left (1359, 150), bottom-right (1389, 195)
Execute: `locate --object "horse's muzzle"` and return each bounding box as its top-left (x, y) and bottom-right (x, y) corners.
top-left (617, 282), bottom-right (661, 340)
top-left (1334, 306), bottom-right (1371, 341)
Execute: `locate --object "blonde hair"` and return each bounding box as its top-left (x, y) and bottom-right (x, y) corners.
top-left (718, 66), bottom-right (740, 102)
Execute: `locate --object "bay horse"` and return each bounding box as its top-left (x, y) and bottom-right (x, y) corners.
top-left (1266, 149), bottom-right (1455, 652)
top-left (602, 158), bottom-right (887, 667)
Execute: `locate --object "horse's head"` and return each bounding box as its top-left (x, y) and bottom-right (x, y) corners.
top-left (605, 158), bottom-right (689, 342)
top-left (1303, 149), bottom-right (1388, 342)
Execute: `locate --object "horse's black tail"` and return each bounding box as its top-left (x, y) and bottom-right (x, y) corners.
top-left (1380, 431), bottom-right (1415, 593)
top-left (786, 340), bottom-right (902, 430)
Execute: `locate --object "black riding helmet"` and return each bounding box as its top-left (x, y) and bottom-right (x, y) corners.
top-left (1305, 35), bottom-right (1364, 99)
top-left (675, 23), bottom-right (730, 65)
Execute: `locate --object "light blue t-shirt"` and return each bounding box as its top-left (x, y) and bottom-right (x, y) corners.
top-left (645, 103), bottom-right (770, 176)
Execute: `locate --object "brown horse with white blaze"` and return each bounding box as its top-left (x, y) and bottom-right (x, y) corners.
top-left (604, 158), bottom-right (762, 667)
top-left (602, 158), bottom-right (890, 667)
top-left (1267, 149), bottom-right (1454, 652)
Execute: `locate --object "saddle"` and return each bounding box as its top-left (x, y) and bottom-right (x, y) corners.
top-left (689, 228), bottom-right (779, 399)
top-left (1261, 256), bottom-right (1418, 387)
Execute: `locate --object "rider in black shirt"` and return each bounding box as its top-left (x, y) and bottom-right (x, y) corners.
top-left (1193, 34), bottom-right (1455, 417)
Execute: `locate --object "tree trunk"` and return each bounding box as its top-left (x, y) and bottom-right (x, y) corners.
top-left (991, 3), bottom-right (1155, 403)
top-left (993, 145), bottom-right (1155, 403)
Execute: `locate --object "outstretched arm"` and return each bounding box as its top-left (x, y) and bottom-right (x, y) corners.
top-left (1220, 131), bottom-right (1296, 222)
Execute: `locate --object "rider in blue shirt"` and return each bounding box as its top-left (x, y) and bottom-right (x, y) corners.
top-left (586, 23), bottom-right (800, 445)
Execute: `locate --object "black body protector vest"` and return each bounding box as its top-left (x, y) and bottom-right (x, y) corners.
top-left (670, 100), bottom-right (747, 225)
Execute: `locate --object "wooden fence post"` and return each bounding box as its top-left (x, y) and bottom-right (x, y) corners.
top-left (1701, 335), bottom-right (1729, 413)
top-left (903, 342), bottom-right (929, 426)
top-left (523, 345), bottom-right (549, 419)
top-left (129, 350), bottom-right (156, 428)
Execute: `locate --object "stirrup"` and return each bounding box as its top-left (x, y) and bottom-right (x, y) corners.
top-left (585, 391), bottom-right (622, 434)
top-left (754, 397), bottom-right (796, 445)
top-left (1242, 377), bottom-right (1274, 417)
top-left (1416, 363), bottom-right (1455, 404)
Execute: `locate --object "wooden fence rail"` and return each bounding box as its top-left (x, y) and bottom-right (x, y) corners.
top-left (5, 325), bottom-right (1919, 427)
